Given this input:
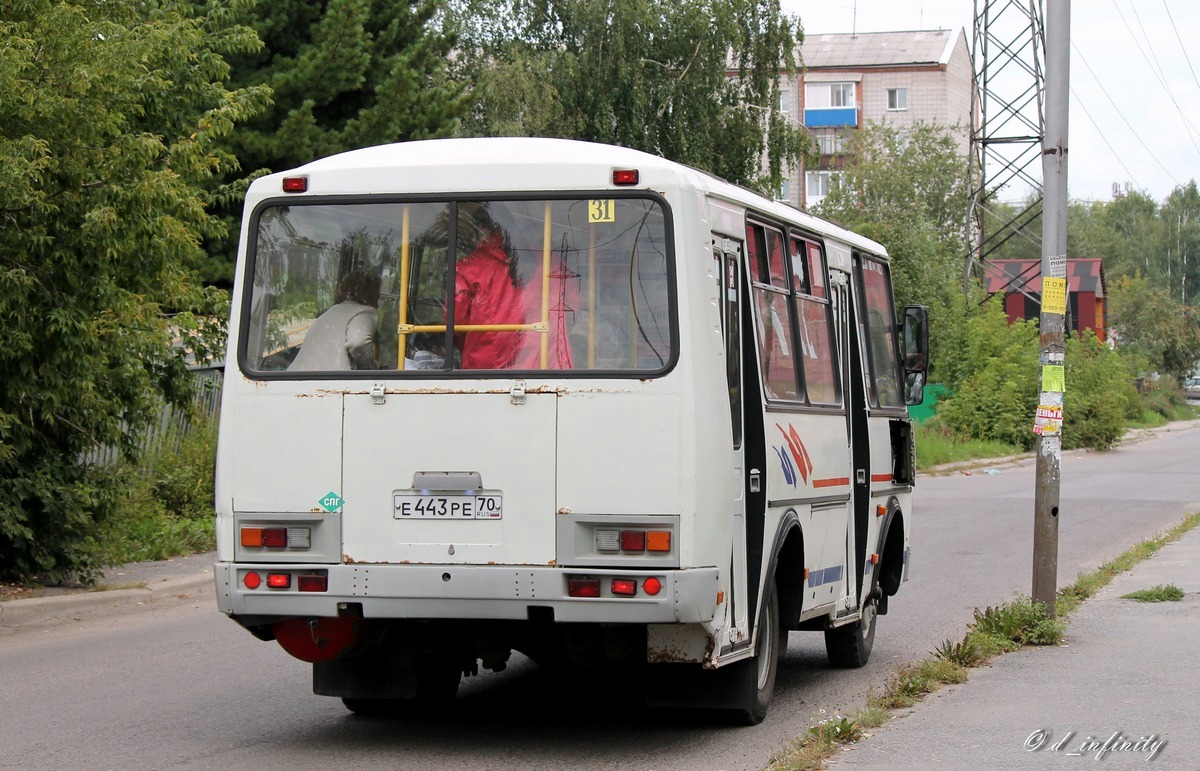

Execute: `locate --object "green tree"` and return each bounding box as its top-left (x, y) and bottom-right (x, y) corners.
top-left (195, 0), bottom-right (468, 285)
top-left (813, 121), bottom-right (971, 380)
top-left (451, 0), bottom-right (806, 196)
top-left (1108, 274), bottom-right (1200, 382)
top-left (1159, 181), bottom-right (1200, 305)
top-left (0, 0), bottom-right (269, 581)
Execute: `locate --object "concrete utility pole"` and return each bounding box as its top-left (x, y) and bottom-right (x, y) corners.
top-left (1032, 0), bottom-right (1070, 617)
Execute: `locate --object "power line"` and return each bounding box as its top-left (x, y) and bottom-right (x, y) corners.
top-left (1069, 85), bottom-right (1143, 191)
top-left (1110, 0), bottom-right (1200, 153)
top-left (1162, 0), bottom-right (1200, 91)
top-left (1071, 40), bottom-right (1183, 187)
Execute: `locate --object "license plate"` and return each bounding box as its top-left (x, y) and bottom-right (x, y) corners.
top-left (393, 492), bottom-right (503, 520)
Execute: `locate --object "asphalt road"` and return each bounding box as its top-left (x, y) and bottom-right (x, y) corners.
top-left (3, 424), bottom-right (1198, 770)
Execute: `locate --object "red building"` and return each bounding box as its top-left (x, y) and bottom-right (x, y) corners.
top-left (982, 258), bottom-right (1107, 341)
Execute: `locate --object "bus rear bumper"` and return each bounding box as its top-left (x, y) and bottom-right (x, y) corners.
top-left (214, 562), bottom-right (719, 625)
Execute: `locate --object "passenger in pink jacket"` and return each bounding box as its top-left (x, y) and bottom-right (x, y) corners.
top-left (453, 230), bottom-right (527, 369)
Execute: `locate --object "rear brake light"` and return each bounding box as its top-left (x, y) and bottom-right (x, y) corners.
top-left (266, 573), bottom-right (291, 589)
top-left (620, 530), bottom-right (646, 552)
top-left (262, 528), bottom-right (288, 548)
top-left (568, 578), bottom-right (601, 598)
top-left (611, 578), bottom-right (637, 596)
top-left (282, 176), bottom-right (308, 193)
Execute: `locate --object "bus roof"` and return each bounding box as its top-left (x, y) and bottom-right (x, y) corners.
top-left (252, 137), bottom-right (888, 259)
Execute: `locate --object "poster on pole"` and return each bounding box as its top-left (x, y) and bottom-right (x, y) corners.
top-left (1042, 277), bottom-right (1068, 315)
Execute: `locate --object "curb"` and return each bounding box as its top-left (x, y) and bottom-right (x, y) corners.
top-left (0, 573), bottom-right (214, 630)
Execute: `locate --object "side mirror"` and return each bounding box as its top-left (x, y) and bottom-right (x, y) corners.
top-left (901, 305), bottom-right (929, 405)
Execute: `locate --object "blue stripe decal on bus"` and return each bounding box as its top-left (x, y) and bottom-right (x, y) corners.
top-left (808, 565), bottom-right (844, 587)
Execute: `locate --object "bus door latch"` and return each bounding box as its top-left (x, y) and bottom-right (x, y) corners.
top-left (510, 381), bottom-right (527, 406)
top-left (371, 383), bottom-right (386, 405)
top-left (749, 469), bottom-right (761, 493)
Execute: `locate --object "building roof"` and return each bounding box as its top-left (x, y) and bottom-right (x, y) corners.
top-left (802, 29), bottom-right (960, 69)
top-left (983, 258), bottom-right (1106, 296)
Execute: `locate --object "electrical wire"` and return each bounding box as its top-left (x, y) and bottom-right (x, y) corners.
top-left (1068, 84), bottom-right (1144, 192)
top-left (1110, 0), bottom-right (1200, 154)
top-left (1071, 39), bottom-right (1182, 187)
top-left (1162, 0), bottom-right (1200, 91)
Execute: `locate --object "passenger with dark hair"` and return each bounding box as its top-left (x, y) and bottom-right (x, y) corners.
top-left (288, 270), bottom-right (382, 371)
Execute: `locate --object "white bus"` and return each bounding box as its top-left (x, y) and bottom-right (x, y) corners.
top-left (214, 137), bottom-right (928, 724)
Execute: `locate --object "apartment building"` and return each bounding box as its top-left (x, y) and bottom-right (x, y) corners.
top-left (778, 28), bottom-right (975, 209)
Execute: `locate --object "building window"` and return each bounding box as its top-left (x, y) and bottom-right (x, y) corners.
top-left (814, 130), bottom-right (847, 156)
top-left (805, 82), bottom-right (856, 109)
top-left (887, 87), bottom-right (908, 111)
top-left (779, 89), bottom-right (791, 114)
top-left (776, 180), bottom-right (791, 202)
top-left (806, 171), bottom-right (839, 201)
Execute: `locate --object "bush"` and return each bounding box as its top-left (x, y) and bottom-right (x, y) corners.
top-left (1061, 332), bottom-right (1137, 450)
top-left (82, 410), bottom-right (217, 570)
top-left (935, 300), bottom-right (1039, 450)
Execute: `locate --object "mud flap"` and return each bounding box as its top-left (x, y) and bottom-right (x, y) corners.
top-left (313, 647), bottom-right (421, 700)
top-left (643, 660), bottom-right (755, 710)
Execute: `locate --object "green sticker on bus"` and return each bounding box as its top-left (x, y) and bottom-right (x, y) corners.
top-left (318, 492), bottom-right (344, 512)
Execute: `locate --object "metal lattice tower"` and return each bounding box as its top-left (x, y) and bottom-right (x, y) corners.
top-left (966, 0), bottom-right (1047, 291)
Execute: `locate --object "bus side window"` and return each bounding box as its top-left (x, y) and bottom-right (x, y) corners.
top-left (746, 221), bottom-right (799, 401)
top-left (790, 238), bottom-right (840, 405)
top-left (855, 255), bottom-right (903, 408)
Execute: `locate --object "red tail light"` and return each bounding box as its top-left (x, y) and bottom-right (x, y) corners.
top-left (266, 573), bottom-right (291, 589)
top-left (282, 176), bottom-right (308, 193)
top-left (611, 579), bottom-right (637, 596)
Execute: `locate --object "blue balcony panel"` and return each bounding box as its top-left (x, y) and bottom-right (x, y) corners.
top-left (804, 108), bottom-right (858, 128)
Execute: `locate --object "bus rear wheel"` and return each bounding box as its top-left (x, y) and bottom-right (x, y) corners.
top-left (729, 580), bottom-right (783, 725)
top-left (824, 589), bottom-right (878, 668)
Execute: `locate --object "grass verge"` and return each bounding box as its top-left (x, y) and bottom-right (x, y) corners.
top-left (767, 510), bottom-right (1200, 771)
top-left (1121, 584), bottom-right (1185, 602)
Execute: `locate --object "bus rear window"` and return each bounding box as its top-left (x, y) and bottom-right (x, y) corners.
top-left (242, 197), bottom-right (673, 375)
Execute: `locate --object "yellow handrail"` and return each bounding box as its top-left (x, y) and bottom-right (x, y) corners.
top-left (397, 205), bottom-right (411, 369)
top-left (540, 201), bottom-right (551, 369)
top-left (588, 223), bottom-right (596, 368)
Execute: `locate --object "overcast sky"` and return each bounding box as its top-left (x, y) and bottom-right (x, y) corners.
top-left (781, 0), bottom-right (1200, 204)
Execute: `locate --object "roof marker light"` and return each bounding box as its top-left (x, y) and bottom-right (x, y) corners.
top-left (612, 169), bottom-right (639, 186)
top-left (282, 176), bottom-right (308, 193)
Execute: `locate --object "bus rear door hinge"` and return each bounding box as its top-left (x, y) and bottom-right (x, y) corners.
top-left (510, 381), bottom-right (526, 406)
top-left (371, 383), bottom-right (386, 405)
